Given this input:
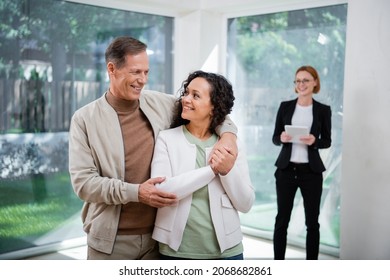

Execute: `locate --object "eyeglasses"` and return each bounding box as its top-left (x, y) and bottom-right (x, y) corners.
top-left (293, 79), bottom-right (313, 85)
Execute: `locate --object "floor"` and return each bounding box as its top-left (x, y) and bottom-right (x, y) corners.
top-left (24, 235), bottom-right (338, 260)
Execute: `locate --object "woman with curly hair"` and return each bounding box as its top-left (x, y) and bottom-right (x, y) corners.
top-left (151, 70), bottom-right (255, 260)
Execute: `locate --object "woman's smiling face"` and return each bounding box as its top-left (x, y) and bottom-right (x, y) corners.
top-left (181, 77), bottom-right (214, 127)
top-left (294, 70), bottom-right (317, 96)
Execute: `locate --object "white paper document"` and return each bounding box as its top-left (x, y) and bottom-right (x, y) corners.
top-left (284, 125), bottom-right (309, 143)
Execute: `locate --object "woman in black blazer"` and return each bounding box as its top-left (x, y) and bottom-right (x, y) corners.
top-left (272, 65), bottom-right (331, 260)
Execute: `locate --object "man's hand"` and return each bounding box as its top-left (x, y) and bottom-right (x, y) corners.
top-left (209, 132), bottom-right (238, 175)
top-left (138, 177), bottom-right (177, 208)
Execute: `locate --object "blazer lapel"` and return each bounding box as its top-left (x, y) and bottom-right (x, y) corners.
top-left (286, 98), bottom-right (298, 124)
top-left (311, 99), bottom-right (319, 134)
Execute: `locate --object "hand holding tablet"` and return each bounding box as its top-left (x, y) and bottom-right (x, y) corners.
top-left (284, 125), bottom-right (309, 143)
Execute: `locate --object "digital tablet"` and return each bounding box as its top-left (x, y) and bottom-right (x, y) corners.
top-left (284, 125), bottom-right (309, 143)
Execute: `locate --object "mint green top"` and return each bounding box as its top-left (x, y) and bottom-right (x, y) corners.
top-left (159, 126), bottom-right (243, 259)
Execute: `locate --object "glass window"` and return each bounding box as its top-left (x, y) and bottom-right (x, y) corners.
top-left (0, 0), bottom-right (173, 258)
top-left (227, 4), bottom-right (347, 255)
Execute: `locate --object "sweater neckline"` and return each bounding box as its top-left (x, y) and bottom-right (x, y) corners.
top-left (105, 90), bottom-right (139, 113)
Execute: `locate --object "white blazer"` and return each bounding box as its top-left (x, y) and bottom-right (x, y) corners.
top-left (151, 126), bottom-right (255, 252)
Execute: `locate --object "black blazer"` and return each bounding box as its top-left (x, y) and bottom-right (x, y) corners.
top-left (272, 98), bottom-right (332, 173)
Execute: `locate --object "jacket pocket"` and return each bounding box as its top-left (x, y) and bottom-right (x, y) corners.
top-left (221, 194), bottom-right (240, 234)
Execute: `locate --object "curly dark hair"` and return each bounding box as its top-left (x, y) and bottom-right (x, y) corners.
top-left (170, 70), bottom-right (235, 134)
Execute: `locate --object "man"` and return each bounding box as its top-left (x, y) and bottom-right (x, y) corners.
top-left (68, 36), bottom-right (238, 260)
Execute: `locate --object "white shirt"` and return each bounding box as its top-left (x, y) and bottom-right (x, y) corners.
top-left (290, 104), bottom-right (313, 163)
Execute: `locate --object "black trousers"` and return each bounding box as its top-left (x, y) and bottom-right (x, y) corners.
top-left (273, 162), bottom-right (323, 260)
